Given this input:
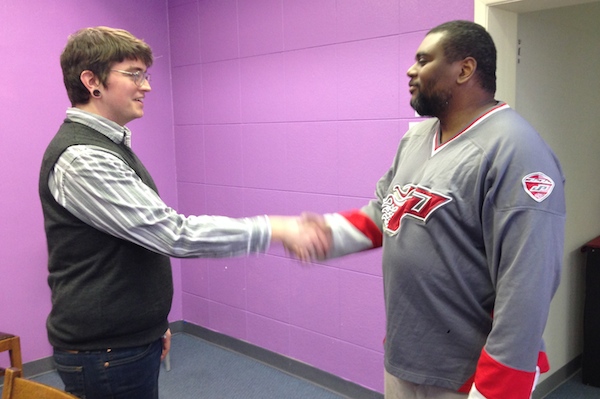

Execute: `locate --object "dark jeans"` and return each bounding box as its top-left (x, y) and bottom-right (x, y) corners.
top-left (53, 339), bottom-right (162, 399)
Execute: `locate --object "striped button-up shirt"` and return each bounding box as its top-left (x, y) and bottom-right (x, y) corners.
top-left (48, 108), bottom-right (271, 258)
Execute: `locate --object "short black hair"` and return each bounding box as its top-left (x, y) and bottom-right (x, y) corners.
top-left (428, 20), bottom-right (497, 94)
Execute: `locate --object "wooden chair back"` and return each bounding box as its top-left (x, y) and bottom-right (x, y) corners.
top-left (0, 333), bottom-right (22, 377)
top-left (1, 367), bottom-right (78, 399)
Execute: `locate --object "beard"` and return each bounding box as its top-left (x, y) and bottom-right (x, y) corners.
top-left (410, 89), bottom-right (452, 117)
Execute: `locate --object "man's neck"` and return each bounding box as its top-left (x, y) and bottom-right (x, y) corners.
top-left (438, 98), bottom-right (497, 144)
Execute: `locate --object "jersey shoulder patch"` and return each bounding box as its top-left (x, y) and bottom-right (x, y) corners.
top-left (522, 172), bottom-right (554, 202)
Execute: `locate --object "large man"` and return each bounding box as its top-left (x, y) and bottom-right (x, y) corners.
top-left (307, 20), bottom-right (565, 399)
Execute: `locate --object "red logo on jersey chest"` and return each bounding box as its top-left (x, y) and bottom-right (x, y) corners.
top-left (382, 184), bottom-right (452, 235)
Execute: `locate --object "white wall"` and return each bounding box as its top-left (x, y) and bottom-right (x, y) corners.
top-left (516, 1), bottom-right (600, 380)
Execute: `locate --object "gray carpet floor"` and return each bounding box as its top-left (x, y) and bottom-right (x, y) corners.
top-left (543, 371), bottom-right (600, 399)
top-left (3, 333), bottom-right (600, 398)
top-left (9, 333), bottom-right (346, 398)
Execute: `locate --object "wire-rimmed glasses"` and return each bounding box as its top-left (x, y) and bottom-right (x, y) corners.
top-left (111, 69), bottom-right (151, 87)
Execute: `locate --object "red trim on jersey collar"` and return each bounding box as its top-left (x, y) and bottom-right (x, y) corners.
top-left (432, 102), bottom-right (510, 154)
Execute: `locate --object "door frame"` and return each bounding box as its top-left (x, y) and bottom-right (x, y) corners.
top-left (474, 0), bottom-right (599, 106)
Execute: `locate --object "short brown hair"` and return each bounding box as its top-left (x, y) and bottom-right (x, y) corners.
top-left (60, 27), bottom-right (153, 106)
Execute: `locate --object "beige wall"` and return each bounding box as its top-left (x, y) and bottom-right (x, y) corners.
top-left (515, 1), bottom-right (600, 382)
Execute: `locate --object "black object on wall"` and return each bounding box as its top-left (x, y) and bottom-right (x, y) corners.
top-left (581, 236), bottom-right (600, 387)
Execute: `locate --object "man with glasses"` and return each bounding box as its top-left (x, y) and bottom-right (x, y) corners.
top-left (39, 26), bottom-right (331, 399)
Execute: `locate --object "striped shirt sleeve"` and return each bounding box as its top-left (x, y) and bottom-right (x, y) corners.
top-left (49, 145), bottom-right (271, 258)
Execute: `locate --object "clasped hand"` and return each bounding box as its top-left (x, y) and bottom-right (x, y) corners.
top-left (270, 213), bottom-right (332, 262)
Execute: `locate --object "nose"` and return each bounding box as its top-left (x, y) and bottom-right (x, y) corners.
top-left (407, 62), bottom-right (418, 77)
top-left (141, 80), bottom-right (151, 91)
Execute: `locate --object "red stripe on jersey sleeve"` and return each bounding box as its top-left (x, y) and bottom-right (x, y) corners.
top-left (538, 351), bottom-right (550, 373)
top-left (474, 349), bottom-right (537, 399)
top-left (458, 375), bottom-right (474, 393)
top-left (339, 210), bottom-right (383, 248)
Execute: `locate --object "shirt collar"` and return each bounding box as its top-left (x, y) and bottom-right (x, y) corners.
top-left (66, 108), bottom-right (132, 148)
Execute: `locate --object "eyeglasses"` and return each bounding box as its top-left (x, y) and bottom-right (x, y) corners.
top-left (111, 69), bottom-right (151, 87)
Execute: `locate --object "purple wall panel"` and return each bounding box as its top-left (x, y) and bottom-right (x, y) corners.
top-left (339, 271), bottom-right (385, 351)
top-left (284, 191), bottom-right (340, 216)
top-left (2, 0), bottom-right (476, 394)
top-left (241, 124), bottom-right (289, 190)
top-left (181, 258), bottom-right (210, 298)
top-left (337, 0), bottom-right (400, 42)
top-left (288, 327), bottom-right (343, 376)
top-left (182, 293), bottom-right (211, 326)
top-left (204, 186), bottom-right (247, 218)
top-left (207, 258), bottom-right (247, 309)
top-left (326, 248), bottom-right (384, 277)
top-left (282, 0), bottom-right (337, 50)
top-left (246, 314), bottom-right (290, 356)
top-left (240, 53), bottom-right (286, 123)
top-left (399, 0), bottom-right (473, 33)
top-left (168, 0), bottom-right (194, 8)
top-left (204, 124), bottom-right (244, 186)
top-left (209, 302), bottom-right (247, 340)
top-left (198, 0), bottom-right (239, 62)
top-left (337, 120), bottom-right (403, 197)
top-left (335, 341), bottom-right (385, 390)
top-left (289, 265), bottom-right (340, 337)
top-left (337, 36), bottom-right (400, 120)
top-left (238, 0), bottom-right (284, 57)
top-left (175, 125), bottom-right (205, 183)
top-left (177, 182), bottom-right (207, 215)
top-left (284, 46), bottom-right (338, 121)
top-left (172, 64), bottom-right (204, 125)
top-left (202, 60), bottom-right (241, 124)
top-left (243, 189), bottom-right (290, 218)
top-left (284, 122), bottom-right (339, 194)
top-left (246, 255), bottom-right (291, 322)
top-left (169, 2), bottom-right (201, 66)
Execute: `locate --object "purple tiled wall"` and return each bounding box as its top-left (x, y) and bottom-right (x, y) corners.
top-left (0, 0), bottom-right (474, 394)
top-left (169, 0), bottom-right (473, 393)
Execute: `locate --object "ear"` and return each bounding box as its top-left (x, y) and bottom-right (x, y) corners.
top-left (80, 70), bottom-right (101, 92)
top-left (457, 57), bottom-right (477, 85)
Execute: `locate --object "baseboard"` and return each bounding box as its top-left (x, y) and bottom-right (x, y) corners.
top-left (181, 321), bottom-right (383, 399)
top-left (169, 319), bottom-right (185, 335)
top-left (532, 355), bottom-right (582, 399)
top-left (21, 356), bottom-right (56, 378)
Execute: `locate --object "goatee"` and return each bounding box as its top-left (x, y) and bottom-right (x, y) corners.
top-left (411, 91), bottom-right (452, 117)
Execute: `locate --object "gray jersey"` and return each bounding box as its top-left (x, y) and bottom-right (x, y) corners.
top-left (327, 103), bottom-right (565, 397)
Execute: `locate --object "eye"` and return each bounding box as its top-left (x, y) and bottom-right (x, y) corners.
top-left (132, 71), bottom-right (142, 83)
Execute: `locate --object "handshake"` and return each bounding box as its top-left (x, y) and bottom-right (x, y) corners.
top-left (269, 213), bottom-right (332, 262)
